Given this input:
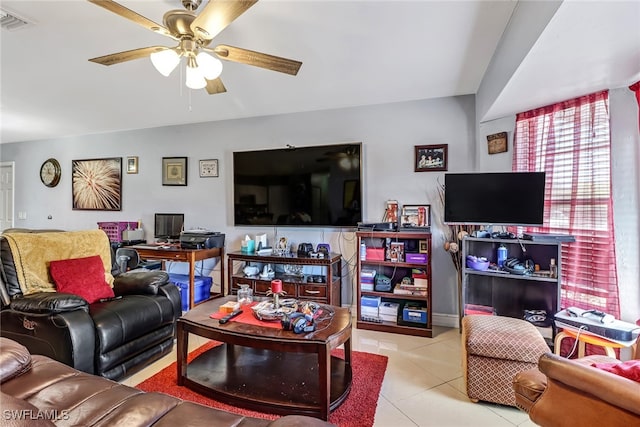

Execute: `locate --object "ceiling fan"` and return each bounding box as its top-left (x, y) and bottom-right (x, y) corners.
top-left (87, 0), bottom-right (302, 94)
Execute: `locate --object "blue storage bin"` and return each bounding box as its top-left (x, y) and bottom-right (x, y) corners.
top-left (169, 273), bottom-right (212, 311)
top-left (402, 304), bottom-right (428, 324)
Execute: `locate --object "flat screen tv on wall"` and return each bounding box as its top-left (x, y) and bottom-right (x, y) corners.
top-left (444, 172), bottom-right (546, 226)
top-left (233, 143), bottom-right (363, 227)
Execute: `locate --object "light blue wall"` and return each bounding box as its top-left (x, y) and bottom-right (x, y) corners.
top-left (1, 95), bottom-right (476, 320)
top-left (3, 87), bottom-right (637, 324)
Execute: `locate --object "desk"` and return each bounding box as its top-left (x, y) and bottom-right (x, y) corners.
top-left (133, 246), bottom-right (224, 309)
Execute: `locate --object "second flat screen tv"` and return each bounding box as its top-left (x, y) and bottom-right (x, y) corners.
top-left (233, 143), bottom-right (362, 227)
top-left (444, 172), bottom-right (546, 226)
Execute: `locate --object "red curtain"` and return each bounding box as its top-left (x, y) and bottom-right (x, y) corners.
top-left (513, 91), bottom-right (620, 323)
top-left (630, 81), bottom-right (640, 131)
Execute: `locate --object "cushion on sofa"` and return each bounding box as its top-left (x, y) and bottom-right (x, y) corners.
top-left (50, 255), bottom-right (114, 304)
top-left (0, 337), bottom-right (32, 384)
top-left (592, 360), bottom-right (640, 382)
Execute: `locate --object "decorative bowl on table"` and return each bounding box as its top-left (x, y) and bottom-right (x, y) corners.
top-left (466, 255), bottom-right (490, 271)
top-left (251, 299), bottom-right (298, 321)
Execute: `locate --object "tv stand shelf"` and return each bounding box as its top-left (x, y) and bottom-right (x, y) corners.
top-left (226, 251), bottom-right (342, 306)
top-left (461, 236), bottom-right (563, 341)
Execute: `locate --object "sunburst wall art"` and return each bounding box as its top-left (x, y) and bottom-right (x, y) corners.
top-left (72, 158), bottom-right (122, 211)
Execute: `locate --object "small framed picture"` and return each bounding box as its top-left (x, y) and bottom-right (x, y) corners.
top-left (126, 156), bottom-right (138, 174)
top-left (415, 144), bottom-right (448, 172)
top-left (487, 132), bottom-right (508, 154)
top-left (400, 204), bottom-right (431, 228)
top-left (199, 159), bottom-right (219, 177)
top-left (162, 157), bottom-right (187, 186)
top-left (419, 240), bottom-right (429, 254)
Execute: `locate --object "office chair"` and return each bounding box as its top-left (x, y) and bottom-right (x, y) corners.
top-left (115, 248), bottom-right (140, 275)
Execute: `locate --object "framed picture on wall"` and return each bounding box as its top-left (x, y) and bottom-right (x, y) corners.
top-left (162, 157), bottom-right (187, 186)
top-left (72, 157), bottom-right (122, 211)
top-left (199, 159), bottom-right (219, 177)
top-left (126, 156), bottom-right (138, 174)
top-left (415, 144), bottom-right (448, 172)
top-left (487, 132), bottom-right (508, 154)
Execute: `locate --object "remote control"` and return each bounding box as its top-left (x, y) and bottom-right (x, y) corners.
top-left (219, 309), bottom-right (243, 324)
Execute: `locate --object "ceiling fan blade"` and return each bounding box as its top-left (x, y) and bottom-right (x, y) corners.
top-left (89, 46), bottom-right (167, 66)
top-left (88, 0), bottom-right (173, 38)
top-left (205, 78), bottom-right (227, 95)
top-left (213, 45), bottom-right (302, 75)
top-left (191, 0), bottom-right (258, 43)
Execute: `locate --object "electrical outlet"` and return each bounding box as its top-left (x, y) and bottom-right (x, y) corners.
top-left (18, 211), bottom-right (27, 220)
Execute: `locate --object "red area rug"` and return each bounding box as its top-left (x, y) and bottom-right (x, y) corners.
top-left (136, 341), bottom-right (388, 427)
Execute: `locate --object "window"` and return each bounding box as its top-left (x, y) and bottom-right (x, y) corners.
top-left (513, 91), bottom-right (620, 318)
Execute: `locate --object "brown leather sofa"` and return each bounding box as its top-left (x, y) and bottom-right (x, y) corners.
top-left (514, 342), bottom-right (640, 427)
top-left (1, 337), bottom-right (334, 427)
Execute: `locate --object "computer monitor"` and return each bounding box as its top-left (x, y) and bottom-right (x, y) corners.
top-left (154, 213), bottom-right (184, 241)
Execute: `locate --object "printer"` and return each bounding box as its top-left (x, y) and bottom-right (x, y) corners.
top-left (180, 230), bottom-right (225, 249)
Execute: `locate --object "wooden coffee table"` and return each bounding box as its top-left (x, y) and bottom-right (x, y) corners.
top-left (176, 297), bottom-right (352, 420)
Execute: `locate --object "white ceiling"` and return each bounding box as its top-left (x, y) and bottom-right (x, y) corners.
top-left (1, 0), bottom-right (639, 144)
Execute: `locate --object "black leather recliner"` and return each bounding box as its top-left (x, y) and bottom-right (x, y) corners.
top-left (0, 232), bottom-right (182, 381)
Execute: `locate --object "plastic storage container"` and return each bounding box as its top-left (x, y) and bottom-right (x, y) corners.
top-left (169, 273), bottom-right (212, 311)
top-left (97, 222), bottom-right (139, 242)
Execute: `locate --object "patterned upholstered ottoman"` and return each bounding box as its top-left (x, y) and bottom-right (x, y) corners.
top-left (461, 315), bottom-right (550, 406)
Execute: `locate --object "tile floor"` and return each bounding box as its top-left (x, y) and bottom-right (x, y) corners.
top-left (121, 324), bottom-right (538, 427)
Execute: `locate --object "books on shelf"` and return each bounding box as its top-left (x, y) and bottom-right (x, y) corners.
top-left (412, 278), bottom-right (429, 288)
top-left (393, 284), bottom-right (428, 296)
top-left (360, 268), bottom-right (377, 279)
top-left (360, 268), bottom-right (376, 291)
top-left (360, 282), bottom-right (374, 291)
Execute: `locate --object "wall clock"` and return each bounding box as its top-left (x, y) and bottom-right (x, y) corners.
top-left (40, 158), bottom-right (61, 187)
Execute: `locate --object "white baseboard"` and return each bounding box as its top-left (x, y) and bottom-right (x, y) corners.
top-left (432, 313), bottom-right (460, 329)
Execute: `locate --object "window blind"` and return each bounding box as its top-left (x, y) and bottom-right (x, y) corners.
top-left (513, 91), bottom-right (620, 318)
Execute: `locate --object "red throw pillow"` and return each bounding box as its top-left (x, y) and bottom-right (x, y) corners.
top-left (592, 360), bottom-right (640, 383)
top-left (50, 255), bottom-right (114, 304)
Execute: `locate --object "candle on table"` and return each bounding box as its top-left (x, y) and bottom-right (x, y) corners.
top-left (271, 279), bottom-right (282, 294)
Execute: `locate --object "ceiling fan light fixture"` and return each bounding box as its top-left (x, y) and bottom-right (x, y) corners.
top-left (185, 56), bottom-right (207, 89)
top-left (150, 49), bottom-right (180, 77)
top-left (196, 52), bottom-right (223, 80)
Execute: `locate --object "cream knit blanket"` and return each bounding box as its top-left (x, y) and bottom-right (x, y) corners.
top-left (3, 229), bottom-right (114, 295)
